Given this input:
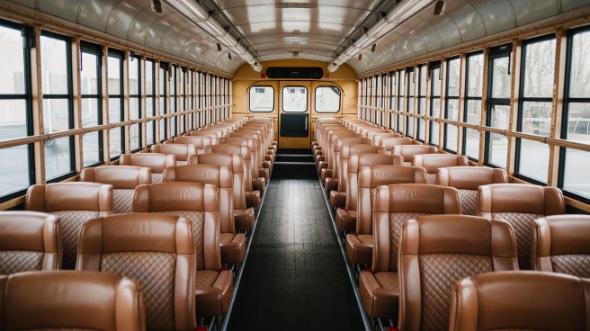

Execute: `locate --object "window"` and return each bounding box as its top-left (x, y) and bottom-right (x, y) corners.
top-left (516, 36), bottom-right (555, 183)
top-left (170, 65), bottom-right (178, 137)
top-left (0, 21), bottom-right (33, 199)
top-left (146, 59), bottom-right (156, 145)
top-left (445, 56), bottom-right (460, 152)
top-left (108, 49), bottom-right (124, 159)
top-left (560, 27), bottom-right (590, 200)
top-left (129, 54), bottom-right (141, 152)
top-left (463, 52), bottom-right (484, 160)
top-left (406, 68), bottom-right (415, 137)
top-left (180, 67), bottom-right (186, 133)
top-left (315, 86), bottom-right (341, 113)
top-left (40, 32), bottom-right (74, 180)
top-left (282, 86), bottom-right (307, 112)
top-left (249, 86), bottom-right (274, 112)
top-left (417, 64), bottom-right (427, 141)
top-left (397, 70), bottom-right (406, 133)
top-left (485, 45), bottom-right (512, 168)
top-left (159, 62), bottom-right (168, 142)
top-left (429, 62), bottom-right (442, 146)
top-left (388, 71), bottom-right (397, 130)
top-left (81, 42), bottom-right (103, 167)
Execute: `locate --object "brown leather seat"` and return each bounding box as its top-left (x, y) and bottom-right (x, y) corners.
top-left (77, 212), bottom-right (196, 330)
top-left (478, 183), bottom-right (565, 270)
top-left (358, 185), bottom-right (463, 321)
top-left (0, 211), bottom-right (61, 274)
top-left (172, 135), bottom-right (213, 153)
top-left (80, 165), bottom-right (151, 213)
top-left (320, 130), bottom-right (357, 180)
top-left (152, 143), bottom-right (198, 165)
top-left (224, 136), bottom-right (266, 192)
top-left (324, 137), bottom-right (366, 199)
top-left (412, 154), bottom-right (469, 184)
top-left (335, 154), bottom-right (403, 233)
top-left (437, 166), bottom-right (508, 215)
top-left (380, 137), bottom-right (413, 154)
top-left (346, 168), bottom-right (429, 267)
top-left (189, 130), bottom-right (222, 145)
top-left (205, 143), bottom-right (260, 209)
top-left (314, 123), bottom-right (346, 163)
top-left (397, 215), bottom-right (518, 330)
top-left (26, 182), bottom-right (113, 269)
top-left (330, 144), bottom-right (381, 209)
top-left (163, 163), bottom-right (247, 264)
top-left (132, 182), bottom-right (233, 318)
top-left (0, 270), bottom-right (145, 331)
top-left (392, 144), bottom-right (438, 165)
top-left (190, 153), bottom-right (256, 235)
top-left (231, 130), bottom-right (271, 172)
top-left (119, 153), bottom-right (176, 183)
top-left (449, 271), bottom-right (590, 331)
top-left (532, 215), bottom-right (590, 277)
top-left (372, 132), bottom-right (402, 146)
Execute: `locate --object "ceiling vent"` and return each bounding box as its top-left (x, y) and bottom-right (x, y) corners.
top-left (276, 3), bottom-right (318, 9)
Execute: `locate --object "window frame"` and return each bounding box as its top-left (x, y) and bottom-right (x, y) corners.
top-left (0, 19), bottom-right (35, 202)
top-left (514, 34), bottom-right (556, 184)
top-left (558, 25), bottom-right (590, 203)
top-left (484, 44), bottom-right (513, 168)
top-left (80, 41), bottom-right (104, 167)
top-left (314, 85), bottom-right (341, 113)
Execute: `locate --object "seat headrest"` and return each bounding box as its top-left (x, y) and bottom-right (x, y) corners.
top-left (119, 153), bottom-right (176, 173)
top-left (207, 144), bottom-right (250, 159)
top-left (341, 144), bottom-right (379, 159)
top-left (374, 183), bottom-right (461, 214)
top-left (358, 165), bottom-right (428, 187)
top-left (80, 165), bottom-right (151, 189)
top-left (349, 154), bottom-right (404, 173)
top-left (79, 212), bottom-right (194, 254)
top-left (412, 154), bottom-right (469, 173)
top-left (133, 182), bottom-right (219, 212)
top-left (478, 183), bottom-right (565, 215)
top-left (163, 164), bottom-right (232, 188)
top-left (405, 214), bottom-right (515, 257)
top-left (437, 166), bottom-right (507, 189)
top-left (0, 271), bottom-right (144, 331)
top-left (151, 143), bottom-right (197, 161)
top-left (26, 182), bottom-right (113, 213)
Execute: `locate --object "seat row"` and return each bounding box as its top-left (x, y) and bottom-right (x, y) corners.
top-left (313, 117), bottom-right (590, 329)
top-left (0, 116), bottom-right (279, 330)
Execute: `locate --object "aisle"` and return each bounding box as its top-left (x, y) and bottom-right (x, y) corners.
top-left (226, 152), bottom-right (364, 331)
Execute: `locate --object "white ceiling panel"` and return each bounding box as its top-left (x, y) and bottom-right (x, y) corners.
top-left (472, 0), bottom-right (516, 35)
top-left (562, 0), bottom-right (590, 11)
top-left (105, 1), bottom-right (143, 40)
top-left (78, 0), bottom-right (119, 32)
top-left (510, 0), bottom-right (560, 26)
top-left (448, 2), bottom-right (486, 44)
top-left (4, 0), bottom-right (590, 75)
top-left (37, 0), bottom-right (83, 23)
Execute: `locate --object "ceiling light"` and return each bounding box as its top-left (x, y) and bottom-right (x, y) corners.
top-left (328, 0), bottom-right (438, 72)
top-left (163, 0), bottom-right (262, 72)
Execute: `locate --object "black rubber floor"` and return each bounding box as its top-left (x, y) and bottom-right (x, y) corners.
top-left (226, 154), bottom-right (365, 331)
